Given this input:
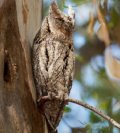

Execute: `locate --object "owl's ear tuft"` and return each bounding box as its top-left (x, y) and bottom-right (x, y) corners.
top-left (51, 1), bottom-right (58, 8)
top-left (49, 1), bottom-right (60, 18)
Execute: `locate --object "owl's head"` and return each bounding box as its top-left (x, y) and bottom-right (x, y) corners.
top-left (48, 1), bottom-right (75, 37)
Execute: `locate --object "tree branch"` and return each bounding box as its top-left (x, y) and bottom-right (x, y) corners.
top-left (67, 98), bottom-right (120, 129)
top-left (38, 96), bottom-right (120, 129)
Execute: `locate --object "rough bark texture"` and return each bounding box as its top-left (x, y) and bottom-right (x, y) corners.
top-left (0, 0), bottom-right (48, 133)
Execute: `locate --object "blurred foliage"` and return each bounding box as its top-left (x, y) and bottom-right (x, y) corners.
top-left (90, 112), bottom-right (102, 123)
top-left (71, 0), bottom-right (90, 5)
top-left (64, 106), bottom-right (72, 113)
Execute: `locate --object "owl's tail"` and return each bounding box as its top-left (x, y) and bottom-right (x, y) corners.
top-left (43, 100), bottom-right (65, 133)
top-left (46, 120), bottom-right (58, 133)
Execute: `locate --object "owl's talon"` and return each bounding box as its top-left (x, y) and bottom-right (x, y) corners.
top-left (55, 93), bottom-right (68, 101)
top-left (48, 92), bottom-right (54, 100)
top-left (37, 96), bottom-right (50, 103)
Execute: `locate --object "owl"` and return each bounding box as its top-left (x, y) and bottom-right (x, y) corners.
top-left (32, 1), bottom-right (75, 132)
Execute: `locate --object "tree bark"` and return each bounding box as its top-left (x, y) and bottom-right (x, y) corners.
top-left (0, 0), bottom-right (48, 133)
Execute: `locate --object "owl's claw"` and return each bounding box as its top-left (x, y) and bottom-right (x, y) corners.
top-left (48, 92), bottom-right (56, 100)
top-left (37, 92), bottom-right (68, 105)
top-left (55, 92), bottom-right (68, 102)
top-left (37, 96), bottom-right (50, 103)
top-left (48, 90), bottom-right (68, 102)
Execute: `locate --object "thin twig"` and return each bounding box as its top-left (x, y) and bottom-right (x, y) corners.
top-left (37, 96), bottom-right (120, 129)
top-left (67, 98), bottom-right (120, 129)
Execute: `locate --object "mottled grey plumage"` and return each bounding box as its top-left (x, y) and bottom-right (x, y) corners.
top-left (32, 1), bottom-right (75, 132)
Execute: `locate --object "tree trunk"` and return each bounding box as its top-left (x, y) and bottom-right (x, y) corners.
top-left (0, 0), bottom-right (48, 132)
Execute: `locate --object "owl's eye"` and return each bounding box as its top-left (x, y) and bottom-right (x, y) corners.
top-left (59, 18), bottom-right (64, 23)
top-left (56, 18), bottom-right (64, 23)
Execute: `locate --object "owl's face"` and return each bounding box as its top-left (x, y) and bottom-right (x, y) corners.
top-left (48, 1), bottom-right (75, 37)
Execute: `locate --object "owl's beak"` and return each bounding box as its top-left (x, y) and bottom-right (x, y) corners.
top-left (68, 5), bottom-right (75, 26)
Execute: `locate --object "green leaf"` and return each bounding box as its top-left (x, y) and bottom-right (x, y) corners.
top-left (64, 106), bottom-right (71, 113)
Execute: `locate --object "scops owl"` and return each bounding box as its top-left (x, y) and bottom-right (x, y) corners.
top-left (32, 1), bottom-right (75, 132)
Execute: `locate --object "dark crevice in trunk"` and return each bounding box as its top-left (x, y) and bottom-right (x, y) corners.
top-left (4, 52), bottom-right (11, 82)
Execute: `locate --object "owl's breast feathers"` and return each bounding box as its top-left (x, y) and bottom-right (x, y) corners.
top-left (36, 36), bottom-right (74, 90)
